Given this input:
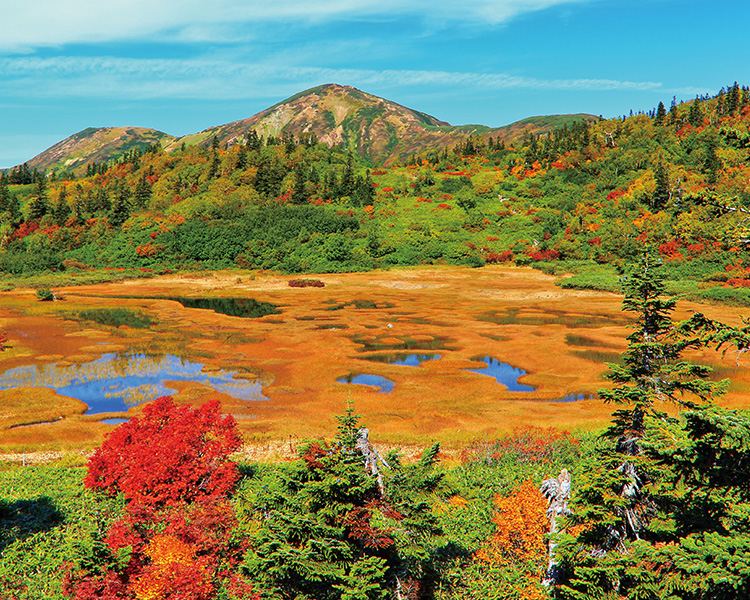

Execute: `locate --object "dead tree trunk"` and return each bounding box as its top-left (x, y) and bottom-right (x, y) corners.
top-left (540, 468), bottom-right (571, 585)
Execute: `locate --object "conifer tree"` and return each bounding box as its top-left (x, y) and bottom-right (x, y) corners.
top-left (556, 253), bottom-right (732, 597)
top-left (55, 184), bottom-right (71, 226)
top-left (27, 178), bottom-right (49, 221)
top-left (133, 176), bottom-right (152, 209)
top-left (654, 101), bottom-right (667, 125)
top-left (652, 161), bottom-right (670, 209)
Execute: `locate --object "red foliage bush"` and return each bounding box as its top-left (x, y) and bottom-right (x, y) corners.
top-left (9, 221), bottom-right (38, 241)
top-left (484, 251), bottom-right (514, 264)
top-left (437, 203), bottom-right (452, 210)
top-left (526, 249), bottom-right (560, 261)
top-left (85, 396), bottom-right (242, 507)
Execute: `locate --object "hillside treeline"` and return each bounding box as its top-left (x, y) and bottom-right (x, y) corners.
top-left (2, 83), bottom-right (750, 300)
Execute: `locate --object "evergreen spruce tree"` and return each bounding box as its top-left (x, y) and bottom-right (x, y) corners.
top-left (110, 180), bottom-right (131, 226)
top-left (704, 137), bottom-right (721, 185)
top-left (133, 176), bottom-right (152, 209)
top-left (239, 404), bottom-right (444, 600)
top-left (27, 178), bottom-right (49, 221)
top-left (0, 176), bottom-right (9, 212)
top-left (652, 161), bottom-right (670, 209)
top-left (654, 101), bottom-right (667, 125)
top-left (557, 253), bottom-right (733, 598)
top-left (291, 163), bottom-right (308, 205)
top-left (688, 99), bottom-right (704, 126)
top-left (54, 184), bottom-right (71, 226)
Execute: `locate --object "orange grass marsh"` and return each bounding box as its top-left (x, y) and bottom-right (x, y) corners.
top-left (1, 265), bottom-right (749, 455)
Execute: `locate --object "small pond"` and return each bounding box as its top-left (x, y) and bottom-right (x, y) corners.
top-left (464, 357), bottom-right (535, 392)
top-left (0, 353), bottom-right (269, 414)
top-left (168, 297), bottom-right (280, 318)
top-left (350, 334), bottom-right (455, 352)
top-left (552, 393), bottom-right (596, 403)
top-left (360, 353), bottom-right (441, 366)
top-left (336, 374), bottom-right (395, 394)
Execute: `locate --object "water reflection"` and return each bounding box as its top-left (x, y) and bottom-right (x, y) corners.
top-left (0, 354), bottom-right (269, 414)
top-left (464, 357), bottom-right (535, 392)
top-left (361, 353), bottom-right (441, 366)
top-left (169, 297), bottom-right (280, 318)
top-left (336, 374), bottom-right (395, 394)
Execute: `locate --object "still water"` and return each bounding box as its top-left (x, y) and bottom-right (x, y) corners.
top-left (0, 353), bottom-right (268, 414)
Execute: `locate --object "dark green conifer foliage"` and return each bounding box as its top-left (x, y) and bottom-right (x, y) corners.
top-left (557, 254), bottom-right (737, 599)
top-left (239, 403), bottom-right (445, 600)
top-left (54, 184), bottom-right (71, 226)
top-left (133, 176), bottom-right (152, 209)
top-left (291, 163), bottom-right (308, 205)
top-left (704, 137), bottom-right (721, 185)
top-left (109, 180), bottom-right (131, 226)
top-left (688, 99), bottom-right (704, 126)
top-left (0, 177), bottom-right (9, 212)
top-left (654, 101), bottom-right (667, 125)
top-left (27, 178), bottom-right (49, 221)
top-left (652, 161), bottom-right (670, 210)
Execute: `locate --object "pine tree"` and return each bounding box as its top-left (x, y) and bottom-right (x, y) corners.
top-left (27, 178), bottom-right (49, 221)
top-left (55, 184), bottom-right (71, 226)
top-left (133, 176), bottom-right (152, 209)
top-left (290, 163), bottom-right (308, 205)
top-left (557, 253), bottom-right (731, 597)
top-left (704, 137), bottom-right (721, 185)
top-left (688, 98), bottom-right (703, 126)
top-left (0, 177), bottom-right (9, 213)
top-left (110, 180), bottom-right (131, 226)
top-left (240, 404), bottom-right (444, 600)
top-left (654, 101), bottom-right (667, 125)
top-left (652, 161), bottom-right (670, 209)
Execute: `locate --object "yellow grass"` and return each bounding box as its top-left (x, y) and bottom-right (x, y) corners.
top-left (1, 265), bottom-right (749, 455)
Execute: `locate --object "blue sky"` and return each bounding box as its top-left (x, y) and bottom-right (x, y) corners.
top-left (1, 0), bottom-right (748, 168)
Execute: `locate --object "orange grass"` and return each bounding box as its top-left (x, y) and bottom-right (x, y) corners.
top-left (1, 265), bottom-right (749, 454)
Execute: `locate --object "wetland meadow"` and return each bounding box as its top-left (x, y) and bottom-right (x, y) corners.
top-left (2, 264), bottom-right (749, 456)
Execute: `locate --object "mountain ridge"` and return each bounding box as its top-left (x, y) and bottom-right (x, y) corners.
top-left (19, 84), bottom-right (597, 174)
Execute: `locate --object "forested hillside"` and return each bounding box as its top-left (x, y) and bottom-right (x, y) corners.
top-left (2, 83), bottom-right (750, 303)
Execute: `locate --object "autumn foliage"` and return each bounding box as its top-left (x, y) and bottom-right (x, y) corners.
top-left (475, 481), bottom-right (548, 600)
top-left (66, 397), bottom-right (257, 600)
top-left (84, 396), bottom-right (242, 507)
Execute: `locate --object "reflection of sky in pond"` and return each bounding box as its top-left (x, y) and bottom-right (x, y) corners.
top-left (336, 374), bottom-right (395, 394)
top-left (0, 354), bottom-right (269, 414)
top-left (362, 353), bottom-right (441, 367)
top-left (465, 357), bottom-right (536, 392)
top-left (100, 418), bottom-right (131, 425)
top-left (552, 393), bottom-right (594, 403)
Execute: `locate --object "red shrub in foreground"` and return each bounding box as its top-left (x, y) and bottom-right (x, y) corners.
top-left (68, 397), bottom-right (256, 600)
top-left (85, 396), bottom-right (242, 507)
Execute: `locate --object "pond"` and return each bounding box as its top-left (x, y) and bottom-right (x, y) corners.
top-left (464, 357), bottom-right (535, 392)
top-left (168, 297), bottom-right (280, 318)
top-left (0, 354), bottom-right (269, 414)
top-left (350, 334), bottom-right (455, 352)
top-left (553, 393), bottom-right (596, 403)
top-left (336, 374), bottom-right (395, 394)
top-left (360, 353), bottom-right (441, 366)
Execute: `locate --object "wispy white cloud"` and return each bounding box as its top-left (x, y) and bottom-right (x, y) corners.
top-left (0, 56), bottom-right (665, 100)
top-left (1, 0), bottom-right (592, 52)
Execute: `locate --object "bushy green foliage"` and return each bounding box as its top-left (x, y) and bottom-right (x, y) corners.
top-left (555, 254), bottom-right (750, 599)
top-left (0, 464), bottom-right (124, 600)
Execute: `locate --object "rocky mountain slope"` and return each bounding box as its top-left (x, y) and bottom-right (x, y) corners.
top-left (19, 84), bottom-right (595, 174)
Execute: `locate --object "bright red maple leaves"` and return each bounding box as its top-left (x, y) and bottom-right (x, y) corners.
top-left (85, 396), bottom-right (242, 507)
top-left (66, 396), bottom-right (256, 600)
